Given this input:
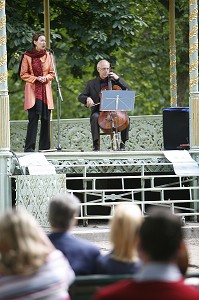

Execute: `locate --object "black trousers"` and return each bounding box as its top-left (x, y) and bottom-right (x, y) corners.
top-left (90, 112), bottom-right (130, 144)
top-left (24, 106), bottom-right (51, 152)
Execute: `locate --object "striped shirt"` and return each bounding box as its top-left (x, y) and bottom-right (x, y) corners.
top-left (0, 249), bottom-right (75, 299)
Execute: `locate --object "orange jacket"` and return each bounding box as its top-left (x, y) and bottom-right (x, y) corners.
top-left (20, 51), bottom-right (55, 110)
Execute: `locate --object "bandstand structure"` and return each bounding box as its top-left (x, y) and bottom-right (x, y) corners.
top-left (1, 1), bottom-right (199, 229)
top-left (9, 115), bottom-right (199, 228)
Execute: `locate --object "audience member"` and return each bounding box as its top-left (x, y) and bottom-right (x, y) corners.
top-left (0, 208), bottom-right (74, 299)
top-left (93, 207), bottom-right (199, 300)
top-left (96, 203), bottom-right (143, 275)
top-left (48, 192), bottom-right (101, 275)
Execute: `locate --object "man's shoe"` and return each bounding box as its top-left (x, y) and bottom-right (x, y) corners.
top-left (24, 149), bottom-right (35, 152)
top-left (93, 145), bottom-right (100, 151)
top-left (93, 140), bottom-right (100, 151)
top-left (120, 142), bottom-right (125, 151)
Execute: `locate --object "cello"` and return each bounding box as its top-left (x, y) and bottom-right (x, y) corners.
top-left (98, 73), bottom-right (129, 149)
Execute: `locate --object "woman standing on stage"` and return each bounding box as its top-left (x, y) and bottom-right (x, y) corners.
top-left (20, 32), bottom-right (55, 152)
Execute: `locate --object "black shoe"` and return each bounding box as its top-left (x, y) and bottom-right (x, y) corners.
top-left (24, 149), bottom-right (35, 152)
top-left (120, 142), bottom-right (125, 151)
top-left (93, 141), bottom-right (100, 151)
top-left (93, 146), bottom-right (99, 151)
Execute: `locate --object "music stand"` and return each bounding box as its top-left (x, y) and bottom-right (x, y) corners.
top-left (100, 90), bottom-right (135, 112)
top-left (100, 90), bottom-right (135, 150)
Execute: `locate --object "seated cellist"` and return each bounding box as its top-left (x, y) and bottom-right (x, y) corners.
top-left (78, 59), bottom-right (130, 151)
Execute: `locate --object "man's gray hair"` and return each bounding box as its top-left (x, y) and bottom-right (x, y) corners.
top-left (48, 193), bottom-right (80, 230)
top-left (97, 59), bottom-right (110, 70)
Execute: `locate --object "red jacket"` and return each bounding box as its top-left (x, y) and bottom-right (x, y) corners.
top-left (93, 279), bottom-right (199, 300)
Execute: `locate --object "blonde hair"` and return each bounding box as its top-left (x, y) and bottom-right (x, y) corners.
top-left (110, 203), bottom-right (142, 262)
top-left (0, 208), bottom-right (53, 275)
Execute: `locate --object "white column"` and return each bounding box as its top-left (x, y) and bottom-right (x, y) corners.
top-left (189, 0), bottom-right (198, 93)
top-left (169, 0), bottom-right (177, 107)
top-left (0, 0), bottom-right (9, 150)
top-left (0, 0), bottom-right (12, 212)
top-left (189, 0), bottom-right (199, 148)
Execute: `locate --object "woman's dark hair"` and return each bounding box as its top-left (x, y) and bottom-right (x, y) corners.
top-left (32, 32), bottom-right (45, 48)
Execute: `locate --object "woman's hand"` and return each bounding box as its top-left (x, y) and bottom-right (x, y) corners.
top-left (37, 76), bottom-right (47, 83)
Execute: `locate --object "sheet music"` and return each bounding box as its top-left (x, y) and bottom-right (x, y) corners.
top-left (100, 90), bottom-right (135, 112)
top-left (18, 153), bottom-right (56, 175)
top-left (163, 150), bottom-right (199, 175)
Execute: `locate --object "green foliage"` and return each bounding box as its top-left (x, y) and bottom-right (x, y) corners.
top-left (6, 0), bottom-right (190, 120)
top-left (123, 0), bottom-right (171, 114)
top-left (48, 0), bottom-right (137, 77)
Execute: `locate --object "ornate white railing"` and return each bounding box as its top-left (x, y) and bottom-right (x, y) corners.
top-left (10, 115), bottom-right (163, 152)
